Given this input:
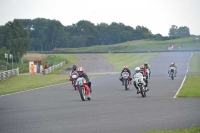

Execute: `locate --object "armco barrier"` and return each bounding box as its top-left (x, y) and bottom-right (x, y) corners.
top-left (44, 61), bottom-right (66, 75)
top-left (0, 68), bottom-right (19, 81)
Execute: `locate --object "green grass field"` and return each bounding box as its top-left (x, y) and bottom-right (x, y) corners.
top-left (100, 53), bottom-right (159, 71)
top-left (54, 36), bottom-right (200, 52)
top-left (177, 52), bottom-right (200, 98)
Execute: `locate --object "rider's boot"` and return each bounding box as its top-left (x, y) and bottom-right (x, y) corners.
top-left (134, 83), bottom-right (140, 94)
top-left (145, 86), bottom-right (149, 91)
top-left (137, 88), bottom-right (140, 94)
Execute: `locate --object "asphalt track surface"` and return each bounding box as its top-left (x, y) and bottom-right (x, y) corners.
top-left (0, 52), bottom-right (200, 133)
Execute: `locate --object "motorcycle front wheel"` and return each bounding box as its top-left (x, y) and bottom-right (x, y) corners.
top-left (139, 85), bottom-right (146, 97)
top-left (79, 88), bottom-right (86, 101)
top-left (125, 79), bottom-right (129, 90)
top-left (171, 73), bottom-right (174, 80)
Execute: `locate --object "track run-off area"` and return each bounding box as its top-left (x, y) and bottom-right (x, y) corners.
top-left (0, 52), bottom-right (200, 133)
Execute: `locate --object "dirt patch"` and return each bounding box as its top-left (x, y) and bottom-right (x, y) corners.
top-left (60, 54), bottom-right (114, 74)
top-left (22, 54), bottom-right (48, 61)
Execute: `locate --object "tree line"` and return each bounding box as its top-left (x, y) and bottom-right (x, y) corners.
top-left (0, 18), bottom-right (191, 62)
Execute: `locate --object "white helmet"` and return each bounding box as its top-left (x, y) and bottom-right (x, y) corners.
top-left (135, 67), bottom-right (140, 73)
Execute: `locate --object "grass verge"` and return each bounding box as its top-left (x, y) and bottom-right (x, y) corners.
top-left (55, 36), bottom-right (200, 52)
top-left (177, 52), bottom-right (200, 98)
top-left (178, 76), bottom-right (200, 98)
top-left (145, 126), bottom-right (200, 133)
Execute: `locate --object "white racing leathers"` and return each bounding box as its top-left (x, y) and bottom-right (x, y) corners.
top-left (133, 72), bottom-right (146, 89)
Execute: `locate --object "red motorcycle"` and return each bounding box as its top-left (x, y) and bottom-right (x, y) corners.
top-left (121, 72), bottom-right (131, 90)
top-left (76, 77), bottom-right (91, 101)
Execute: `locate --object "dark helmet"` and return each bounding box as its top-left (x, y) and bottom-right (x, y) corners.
top-left (144, 62), bottom-right (148, 65)
top-left (72, 64), bottom-right (77, 70)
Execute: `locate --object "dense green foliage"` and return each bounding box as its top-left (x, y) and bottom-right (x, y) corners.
top-left (1, 18), bottom-right (192, 52)
top-left (0, 19), bottom-right (31, 62)
top-left (0, 18), bottom-right (196, 70)
top-left (169, 25), bottom-right (190, 37)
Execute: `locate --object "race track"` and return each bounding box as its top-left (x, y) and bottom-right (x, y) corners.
top-left (0, 52), bottom-right (200, 133)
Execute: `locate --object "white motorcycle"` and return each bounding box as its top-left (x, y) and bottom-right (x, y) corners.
top-left (134, 73), bottom-right (147, 97)
top-left (71, 71), bottom-right (79, 90)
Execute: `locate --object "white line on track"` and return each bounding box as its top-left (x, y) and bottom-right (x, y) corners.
top-left (173, 53), bottom-right (193, 98)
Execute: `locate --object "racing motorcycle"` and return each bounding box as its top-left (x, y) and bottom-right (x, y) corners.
top-left (71, 71), bottom-right (79, 90)
top-left (122, 72), bottom-right (131, 90)
top-left (134, 73), bottom-right (147, 97)
top-left (76, 77), bottom-right (91, 101)
top-left (146, 68), bottom-right (151, 79)
top-left (169, 67), bottom-right (175, 80)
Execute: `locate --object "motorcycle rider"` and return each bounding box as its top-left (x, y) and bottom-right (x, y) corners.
top-left (140, 65), bottom-right (147, 76)
top-left (76, 67), bottom-right (92, 95)
top-left (144, 62), bottom-right (151, 73)
top-left (133, 67), bottom-right (148, 94)
top-left (168, 62), bottom-right (177, 77)
top-left (70, 64), bottom-right (77, 81)
top-left (119, 65), bottom-right (132, 85)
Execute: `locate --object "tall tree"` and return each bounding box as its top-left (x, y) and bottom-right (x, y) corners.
top-left (168, 25), bottom-right (178, 37)
top-left (178, 26), bottom-right (190, 37)
top-left (4, 19), bottom-right (31, 62)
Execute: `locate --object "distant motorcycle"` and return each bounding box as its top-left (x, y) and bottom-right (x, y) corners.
top-left (71, 71), bottom-right (79, 90)
top-left (122, 72), bottom-right (131, 90)
top-left (76, 77), bottom-right (91, 101)
top-left (134, 73), bottom-right (147, 97)
top-left (169, 67), bottom-right (176, 80)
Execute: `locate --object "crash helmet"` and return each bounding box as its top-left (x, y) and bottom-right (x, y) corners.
top-left (72, 64), bottom-right (77, 70)
top-left (77, 67), bottom-right (84, 72)
top-left (135, 67), bottom-right (140, 73)
top-left (124, 65), bottom-right (128, 71)
top-left (140, 65), bottom-right (144, 69)
top-left (144, 62), bottom-right (148, 65)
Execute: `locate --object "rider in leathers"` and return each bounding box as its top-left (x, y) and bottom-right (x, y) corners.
top-left (76, 67), bottom-right (92, 95)
top-left (144, 62), bottom-right (151, 73)
top-left (133, 67), bottom-right (148, 94)
top-left (168, 62), bottom-right (177, 77)
top-left (119, 65), bottom-right (132, 85)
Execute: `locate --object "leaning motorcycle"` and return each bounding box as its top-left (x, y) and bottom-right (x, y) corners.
top-left (169, 67), bottom-right (175, 80)
top-left (134, 74), bottom-right (147, 97)
top-left (71, 71), bottom-right (79, 90)
top-left (146, 69), bottom-right (150, 79)
top-left (76, 77), bottom-right (91, 101)
top-left (122, 72), bottom-right (131, 90)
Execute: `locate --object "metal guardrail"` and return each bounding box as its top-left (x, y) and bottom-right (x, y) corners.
top-left (44, 61), bottom-right (66, 75)
top-left (0, 68), bottom-right (19, 81)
